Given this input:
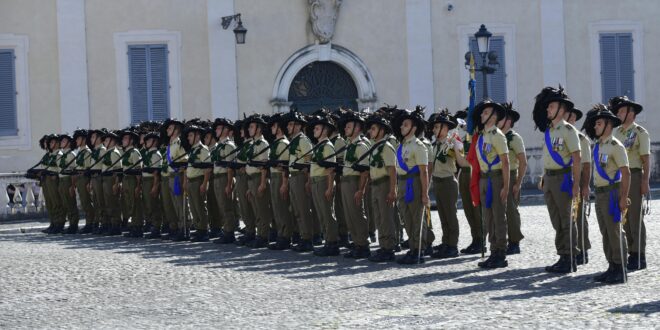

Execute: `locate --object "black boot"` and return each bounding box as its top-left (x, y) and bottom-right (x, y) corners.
top-left (604, 263), bottom-right (626, 284)
top-left (105, 225), bottom-right (122, 236)
top-left (246, 236), bottom-right (268, 248)
top-left (161, 229), bottom-right (177, 240)
top-left (314, 242), bottom-right (340, 257)
top-left (78, 224), bottom-right (95, 234)
top-left (312, 234), bottom-right (323, 246)
top-left (191, 230), bottom-right (209, 242)
top-left (461, 240), bottom-right (483, 255)
top-left (209, 228), bottom-right (222, 239)
top-left (63, 224), bottom-right (79, 235)
top-left (431, 244), bottom-right (459, 259)
top-left (545, 255), bottom-right (575, 274)
top-left (594, 262), bottom-right (615, 282)
top-left (576, 251), bottom-right (589, 265)
top-left (343, 245), bottom-right (371, 259)
top-left (171, 230), bottom-right (189, 242)
top-left (292, 239), bottom-right (314, 252)
top-left (397, 250), bottom-right (425, 264)
top-left (268, 228), bottom-right (278, 243)
top-left (483, 250), bottom-right (508, 269)
top-left (93, 224), bottom-right (107, 235)
top-left (368, 248), bottom-right (395, 262)
top-left (338, 235), bottom-right (350, 248)
top-left (235, 233), bottom-right (255, 246)
top-left (146, 229), bottom-right (162, 239)
top-left (291, 232), bottom-right (301, 245)
top-left (48, 224), bottom-right (64, 235)
top-left (124, 228), bottom-right (144, 238)
top-left (214, 231), bottom-right (236, 244)
top-left (400, 239), bottom-right (410, 250)
top-left (478, 254), bottom-right (496, 268)
top-left (268, 237), bottom-right (291, 250)
top-left (627, 253), bottom-right (647, 271)
top-left (41, 224), bottom-right (53, 234)
top-left (506, 242), bottom-right (520, 255)
top-left (369, 232), bottom-right (377, 243)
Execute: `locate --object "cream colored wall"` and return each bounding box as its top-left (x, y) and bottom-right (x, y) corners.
top-left (85, 0), bottom-right (212, 128)
top-left (430, 0), bottom-right (544, 146)
top-left (0, 0), bottom-right (60, 172)
top-left (234, 0), bottom-right (408, 115)
top-left (564, 0), bottom-right (660, 133)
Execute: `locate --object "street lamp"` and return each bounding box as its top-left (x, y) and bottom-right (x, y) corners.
top-left (464, 24), bottom-right (499, 98)
top-left (221, 13), bottom-right (247, 44)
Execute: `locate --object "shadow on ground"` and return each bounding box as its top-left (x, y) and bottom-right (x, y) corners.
top-left (0, 233), bottom-right (604, 300)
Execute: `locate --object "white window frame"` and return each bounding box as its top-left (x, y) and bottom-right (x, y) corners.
top-left (0, 34), bottom-right (30, 150)
top-left (114, 30), bottom-right (182, 128)
top-left (458, 24), bottom-right (517, 109)
top-left (589, 21), bottom-right (645, 121)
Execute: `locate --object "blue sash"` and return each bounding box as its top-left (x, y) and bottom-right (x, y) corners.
top-left (167, 145), bottom-right (182, 196)
top-left (396, 143), bottom-right (420, 204)
top-left (593, 143), bottom-right (622, 223)
top-left (477, 134), bottom-right (501, 209)
top-left (545, 130), bottom-right (573, 197)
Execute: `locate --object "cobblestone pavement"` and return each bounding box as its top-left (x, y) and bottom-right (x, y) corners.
top-left (0, 203), bottom-right (658, 329)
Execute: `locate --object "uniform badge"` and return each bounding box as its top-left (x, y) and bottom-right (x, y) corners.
top-left (600, 153), bottom-right (609, 166)
top-left (484, 143), bottom-right (493, 154)
top-left (624, 131), bottom-right (637, 149)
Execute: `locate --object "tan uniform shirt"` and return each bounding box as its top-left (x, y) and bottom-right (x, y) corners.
top-left (102, 147), bottom-right (122, 172)
top-left (269, 137), bottom-right (289, 174)
top-left (578, 133), bottom-right (592, 164)
top-left (57, 149), bottom-right (76, 177)
top-left (37, 151), bottom-right (55, 172)
top-left (343, 135), bottom-right (369, 177)
top-left (166, 136), bottom-right (188, 175)
top-left (159, 146), bottom-right (170, 178)
top-left (187, 142), bottom-right (210, 179)
top-left (504, 130), bottom-right (525, 171)
top-left (246, 136), bottom-right (269, 175)
top-left (91, 145), bottom-right (107, 171)
top-left (331, 135), bottom-right (346, 163)
top-left (212, 137), bottom-right (236, 174)
top-left (613, 122), bottom-right (650, 169)
top-left (432, 138), bottom-right (458, 179)
top-left (288, 132), bottom-right (313, 173)
top-left (121, 147), bottom-right (142, 172)
top-left (477, 126), bottom-right (508, 172)
top-left (369, 138), bottom-right (396, 180)
top-left (542, 120), bottom-right (580, 170)
top-left (142, 148), bottom-right (162, 178)
top-left (235, 138), bottom-right (252, 168)
top-left (593, 134), bottom-right (629, 187)
top-left (311, 138), bottom-right (335, 177)
top-left (395, 135), bottom-right (428, 176)
top-left (74, 146), bottom-right (92, 172)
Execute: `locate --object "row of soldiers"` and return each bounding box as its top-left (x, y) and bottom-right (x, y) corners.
top-left (28, 87), bottom-right (649, 276)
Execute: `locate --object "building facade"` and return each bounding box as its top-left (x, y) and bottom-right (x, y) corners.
top-left (0, 0), bottom-right (658, 177)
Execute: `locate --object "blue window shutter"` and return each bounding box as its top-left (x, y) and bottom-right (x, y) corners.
top-left (0, 49), bottom-right (18, 136)
top-left (128, 44), bottom-right (169, 125)
top-left (148, 45), bottom-right (169, 122)
top-left (128, 46), bottom-right (149, 124)
top-left (600, 33), bottom-right (634, 103)
top-left (617, 34), bottom-right (634, 99)
top-left (469, 37), bottom-right (507, 103)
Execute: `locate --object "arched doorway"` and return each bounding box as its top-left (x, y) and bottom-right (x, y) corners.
top-left (288, 61), bottom-right (358, 113)
top-left (271, 43), bottom-right (377, 113)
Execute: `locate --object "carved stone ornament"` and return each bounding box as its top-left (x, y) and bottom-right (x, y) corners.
top-left (308, 0), bottom-right (342, 44)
